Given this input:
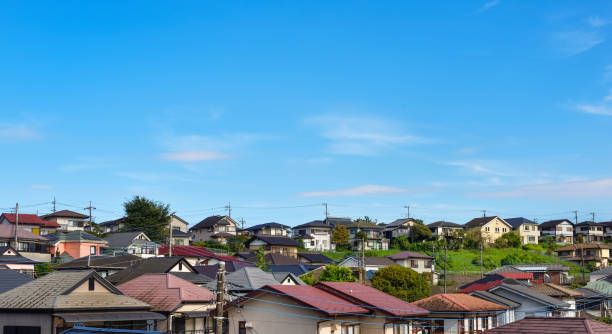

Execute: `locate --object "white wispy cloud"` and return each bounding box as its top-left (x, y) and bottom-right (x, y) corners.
top-left (60, 157), bottom-right (114, 172)
top-left (298, 185), bottom-right (410, 198)
top-left (31, 185), bottom-right (54, 189)
top-left (475, 178), bottom-right (612, 199)
top-left (160, 150), bottom-right (230, 162)
top-left (555, 30), bottom-right (604, 56)
top-left (574, 90), bottom-right (612, 116)
top-left (587, 16), bottom-right (610, 28)
top-left (0, 123), bottom-right (41, 141)
top-left (444, 161), bottom-right (511, 177)
top-left (305, 114), bottom-right (428, 156)
top-left (476, 0), bottom-right (500, 13)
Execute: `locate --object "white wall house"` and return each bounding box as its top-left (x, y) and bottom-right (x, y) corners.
top-left (292, 221), bottom-right (335, 251)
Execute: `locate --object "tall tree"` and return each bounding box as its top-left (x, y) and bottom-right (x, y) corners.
top-left (371, 265), bottom-right (430, 302)
top-left (332, 225), bottom-right (350, 249)
top-left (123, 196), bottom-right (171, 243)
top-left (319, 265), bottom-right (357, 282)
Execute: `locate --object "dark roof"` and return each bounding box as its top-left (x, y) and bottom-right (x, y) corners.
top-left (104, 232), bottom-right (150, 249)
top-left (194, 261), bottom-right (255, 279)
top-left (293, 220), bottom-right (333, 229)
top-left (325, 217), bottom-right (352, 226)
top-left (576, 221), bottom-right (599, 226)
top-left (504, 217), bottom-right (536, 228)
top-left (248, 235), bottom-right (300, 247)
top-left (459, 274), bottom-right (520, 293)
top-left (388, 251), bottom-right (433, 260)
top-left (575, 287), bottom-right (605, 298)
top-left (267, 264), bottom-right (321, 276)
top-left (167, 272), bottom-right (212, 285)
top-left (298, 253), bottom-right (334, 264)
top-left (53, 254), bottom-right (142, 270)
top-left (0, 247), bottom-right (39, 264)
top-left (41, 210), bottom-right (89, 219)
top-left (490, 282), bottom-right (570, 307)
top-left (0, 268), bottom-right (34, 293)
top-left (245, 222), bottom-right (290, 231)
top-left (468, 290), bottom-right (520, 308)
top-left (170, 229), bottom-right (190, 237)
top-left (241, 252), bottom-right (301, 265)
top-left (99, 217), bottom-right (126, 227)
top-left (464, 216), bottom-right (505, 228)
top-left (344, 222), bottom-right (384, 230)
top-left (190, 215), bottom-right (235, 230)
top-left (106, 257), bottom-right (195, 285)
top-left (539, 219), bottom-right (573, 228)
top-left (427, 221), bottom-right (462, 228)
top-left (483, 317), bottom-right (612, 334)
top-left (385, 218), bottom-right (416, 227)
top-left (589, 266), bottom-right (612, 276)
top-left (364, 257), bottom-right (396, 266)
top-left (226, 267), bottom-right (279, 290)
top-left (58, 326), bottom-right (163, 334)
top-left (45, 230), bottom-right (106, 243)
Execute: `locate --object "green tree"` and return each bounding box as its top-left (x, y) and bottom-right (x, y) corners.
top-left (332, 225), bottom-right (350, 250)
top-left (494, 232), bottom-right (521, 248)
top-left (371, 265), bottom-right (430, 302)
top-left (123, 196), bottom-right (171, 243)
top-left (353, 216), bottom-right (374, 224)
top-left (255, 248), bottom-right (270, 271)
top-left (319, 265), bottom-right (357, 282)
top-left (391, 235), bottom-right (411, 250)
top-left (463, 228), bottom-right (484, 249)
top-left (410, 224), bottom-right (432, 242)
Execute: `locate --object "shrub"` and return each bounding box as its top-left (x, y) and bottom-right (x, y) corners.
top-left (319, 265), bottom-right (357, 282)
top-left (371, 265), bottom-right (430, 302)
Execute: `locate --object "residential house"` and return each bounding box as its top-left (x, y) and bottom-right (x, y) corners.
top-left (555, 243), bottom-right (611, 268)
top-left (486, 264), bottom-right (571, 285)
top-left (338, 256), bottom-right (395, 272)
top-left (468, 290), bottom-right (519, 326)
top-left (238, 251), bottom-right (301, 265)
top-left (346, 222), bottom-right (389, 251)
top-left (271, 272), bottom-right (306, 285)
top-left (576, 287), bottom-right (612, 318)
top-left (483, 316), bottom-right (612, 334)
top-left (52, 254), bottom-right (142, 277)
top-left (169, 214), bottom-right (190, 245)
top-left (414, 293), bottom-right (508, 333)
top-left (245, 222), bottom-right (291, 237)
top-left (0, 212), bottom-right (60, 235)
top-left (266, 264), bottom-right (321, 277)
top-left (222, 267), bottom-right (280, 296)
top-left (0, 270), bottom-right (164, 333)
top-left (40, 210), bottom-right (90, 232)
top-left (589, 266), bottom-right (612, 282)
top-left (504, 217), bottom-right (539, 245)
top-left (584, 276), bottom-right (612, 295)
top-left (539, 219), bottom-right (574, 244)
top-left (158, 245), bottom-right (241, 266)
top-left (46, 230), bottom-right (108, 260)
top-left (0, 246), bottom-right (39, 277)
top-left (245, 235), bottom-right (300, 258)
top-left (464, 216), bottom-right (512, 244)
top-left (189, 215), bottom-right (238, 244)
top-left (194, 261), bottom-right (255, 279)
top-left (292, 220), bottom-right (335, 251)
top-left (381, 218), bottom-right (416, 241)
top-left (104, 231), bottom-right (159, 258)
top-left (297, 252), bottom-right (334, 265)
top-left (325, 217), bottom-right (353, 226)
top-left (533, 283), bottom-right (583, 317)
top-left (487, 280), bottom-right (570, 319)
top-left (99, 217), bottom-right (127, 233)
top-left (118, 273), bottom-right (215, 333)
top-left (600, 221), bottom-right (612, 240)
top-left (106, 256), bottom-right (212, 287)
top-left (227, 282), bottom-right (429, 334)
top-left (0, 267), bottom-right (33, 293)
top-left (387, 251), bottom-right (436, 283)
top-left (0, 224), bottom-right (50, 262)
top-left (427, 221), bottom-right (464, 239)
top-left (575, 221), bottom-right (604, 243)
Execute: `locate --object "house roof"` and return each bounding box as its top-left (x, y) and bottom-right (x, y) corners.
top-left (576, 221), bottom-right (600, 227)
top-left (292, 220), bottom-right (333, 229)
top-left (584, 276), bottom-right (612, 294)
top-left (589, 266), bottom-right (612, 276)
top-left (427, 221), bottom-right (463, 228)
top-left (539, 219), bottom-right (573, 229)
top-left (511, 263), bottom-right (570, 272)
top-left (556, 244), bottom-right (612, 251)
top-left (41, 210), bottom-right (89, 219)
top-left (248, 235), bottom-right (300, 247)
top-left (325, 217), bottom-right (352, 226)
top-left (170, 214), bottom-right (189, 226)
top-left (45, 230), bottom-right (107, 244)
top-left (106, 257), bottom-right (195, 285)
top-left (99, 217), bottom-right (126, 227)
top-left (190, 216), bottom-right (235, 230)
top-left (194, 262), bottom-right (255, 279)
top-left (504, 217), bottom-right (537, 228)
top-left (388, 251), bottom-right (433, 260)
top-left (498, 272), bottom-right (533, 280)
top-left (0, 268), bottom-right (34, 293)
top-left (0, 224), bottom-right (47, 241)
top-left (266, 264), bottom-right (321, 276)
top-left (364, 257), bottom-right (396, 266)
top-left (575, 287), bottom-right (607, 299)
top-left (1, 213), bottom-right (60, 228)
top-left (104, 232), bottom-right (151, 249)
top-left (533, 283), bottom-right (583, 298)
top-left (316, 281), bottom-right (429, 316)
top-left (117, 273), bottom-right (214, 312)
top-left (240, 252), bottom-right (301, 265)
top-left (298, 253), bottom-right (334, 264)
top-left (385, 218), bottom-right (416, 228)
top-left (247, 284), bottom-right (370, 316)
top-left (158, 245), bottom-right (241, 263)
top-left (464, 216), bottom-right (508, 228)
top-left (271, 272), bottom-right (306, 285)
top-left (459, 274), bottom-right (516, 293)
top-left (53, 254), bottom-right (142, 270)
top-left (468, 290), bottom-right (520, 308)
top-left (226, 267), bottom-right (279, 290)
top-left (413, 293), bottom-right (507, 312)
top-left (490, 282), bottom-right (570, 307)
top-left (245, 222), bottom-right (290, 231)
top-left (485, 266), bottom-right (526, 275)
top-left (0, 246), bottom-right (39, 264)
top-left (170, 229), bottom-right (190, 237)
top-left (344, 222), bottom-right (384, 230)
top-left (0, 270), bottom-right (149, 311)
top-left (482, 317), bottom-right (612, 334)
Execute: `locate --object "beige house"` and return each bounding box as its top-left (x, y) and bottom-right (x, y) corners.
top-left (555, 243), bottom-right (611, 268)
top-left (464, 216), bottom-right (512, 244)
top-left (169, 215), bottom-right (191, 245)
top-left (505, 218), bottom-right (540, 245)
top-left (41, 210), bottom-right (90, 232)
top-left (189, 215), bottom-right (238, 244)
top-left (246, 235), bottom-right (300, 258)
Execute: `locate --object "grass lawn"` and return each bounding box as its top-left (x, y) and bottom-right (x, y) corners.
top-left (322, 249), bottom-right (402, 261)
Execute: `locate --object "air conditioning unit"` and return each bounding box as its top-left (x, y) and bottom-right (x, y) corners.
top-left (245, 322), bottom-right (253, 328)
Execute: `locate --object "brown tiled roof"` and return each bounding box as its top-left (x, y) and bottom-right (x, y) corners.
top-left (533, 283), bottom-right (583, 298)
top-left (413, 293), bottom-right (507, 312)
top-left (41, 210), bottom-right (89, 219)
top-left (556, 243), bottom-right (611, 251)
top-left (388, 251), bottom-right (433, 260)
top-left (483, 317), bottom-right (612, 333)
top-left (364, 257), bottom-right (396, 266)
top-left (465, 216), bottom-right (509, 228)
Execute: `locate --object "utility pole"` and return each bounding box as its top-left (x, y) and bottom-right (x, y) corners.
top-left (215, 261), bottom-right (226, 334)
top-left (480, 242), bottom-right (484, 278)
top-left (431, 240), bottom-right (435, 286)
top-left (443, 238), bottom-right (447, 294)
top-left (573, 210), bottom-right (578, 225)
top-left (240, 218), bottom-right (245, 229)
top-left (52, 197), bottom-right (56, 212)
top-left (581, 243), bottom-right (585, 282)
top-left (14, 203), bottom-right (19, 247)
top-left (225, 202), bottom-right (231, 218)
top-left (168, 217), bottom-right (173, 257)
top-left (361, 233), bottom-right (366, 284)
top-left (590, 212), bottom-right (596, 222)
top-left (403, 205), bottom-right (410, 219)
top-left (84, 201), bottom-right (96, 224)
top-left (323, 203), bottom-right (328, 221)
top-left (481, 210), bottom-right (487, 217)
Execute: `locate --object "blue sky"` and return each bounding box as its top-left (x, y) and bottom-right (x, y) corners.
top-left (1, 1), bottom-right (612, 227)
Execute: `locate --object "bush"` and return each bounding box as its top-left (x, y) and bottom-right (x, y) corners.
top-left (371, 265), bottom-right (430, 302)
top-left (494, 232), bottom-right (521, 248)
top-left (319, 265), bottom-right (357, 282)
top-left (300, 273), bottom-right (315, 285)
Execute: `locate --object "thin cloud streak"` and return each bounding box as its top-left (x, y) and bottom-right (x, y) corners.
top-left (298, 185), bottom-right (410, 197)
top-left (476, 0), bottom-right (500, 13)
top-left (0, 123), bottom-right (41, 140)
top-left (555, 30), bottom-right (604, 56)
top-left (160, 150), bottom-right (230, 162)
top-left (475, 178), bottom-right (612, 199)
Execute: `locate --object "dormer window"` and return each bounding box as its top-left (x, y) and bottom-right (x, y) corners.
top-left (88, 277), bottom-right (95, 291)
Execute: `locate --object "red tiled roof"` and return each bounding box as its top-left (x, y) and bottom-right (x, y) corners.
top-left (413, 293), bottom-right (507, 312)
top-left (499, 272), bottom-right (533, 280)
top-left (249, 285), bottom-right (369, 316)
top-left (483, 317), bottom-right (612, 333)
top-left (316, 282), bottom-right (429, 316)
top-left (117, 273), bottom-right (214, 312)
top-left (460, 280), bottom-right (504, 293)
top-left (1, 213), bottom-right (60, 228)
top-left (158, 245), bottom-right (242, 263)
top-left (0, 225), bottom-right (47, 240)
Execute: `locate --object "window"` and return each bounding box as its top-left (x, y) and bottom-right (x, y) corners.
top-left (524, 225), bottom-right (529, 230)
top-left (567, 227), bottom-right (573, 232)
top-left (3, 326), bottom-right (41, 334)
top-left (528, 236), bottom-right (535, 242)
top-left (238, 321), bottom-right (246, 334)
top-left (88, 277), bottom-right (95, 291)
top-left (495, 227), bottom-right (500, 232)
top-left (411, 260), bottom-right (418, 268)
top-left (179, 262), bottom-right (183, 271)
top-left (342, 325), bottom-right (359, 334)
top-left (502, 228), bottom-right (507, 232)
top-left (90, 246), bottom-right (96, 255)
top-left (485, 227), bottom-right (490, 232)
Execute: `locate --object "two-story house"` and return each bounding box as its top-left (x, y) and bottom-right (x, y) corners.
top-left (189, 215), bottom-right (238, 244)
top-left (575, 221), bottom-right (604, 243)
top-left (464, 216), bottom-right (512, 244)
top-left (169, 214), bottom-right (190, 245)
top-left (98, 217), bottom-right (127, 233)
top-left (0, 224), bottom-right (50, 262)
top-left (103, 231), bottom-right (159, 258)
top-left (555, 243), bottom-right (611, 268)
top-left (292, 220), bottom-right (335, 251)
top-left (388, 251), bottom-right (437, 283)
top-left (45, 230), bottom-right (108, 260)
top-left (245, 235), bottom-right (300, 258)
top-left (382, 218), bottom-right (416, 241)
top-left (601, 221), bottom-right (612, 240)
top-left (539, 219), bottom-right (574, 244)
top-left (505, 217), bottom-right (540, 245)
top-left (346, 222), bottom-right (389, 251)
top-left (427, 221), bottom-right (464, 239)
top-left (0, 213), bottom-right (60, 236)
top-left (40, 210), bottom-right (89, 232)
top-left (245, 222), bottom-right (291, 237)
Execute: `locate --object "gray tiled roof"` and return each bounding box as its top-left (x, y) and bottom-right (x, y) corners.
top-left (272, 272), bottom-right (306, 285)
top-left (0, 268), bottom-right (33, 293)
top-left (106, 257), bottom-right (194, 285)
top-left (589, 266), bottom-right (612, 276)
top-left (504, 217), bottom-right (537, 228)
top-left (104, 232), bottom-right (149, 248)
top-left (491, 282), bottom-right (570, 307)
top-left (469, 290), bottom-right (521, 308)
top-left (53, 254), bottom-right (142, 270)
top-left (226, 267), bottom-right (278, 290)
